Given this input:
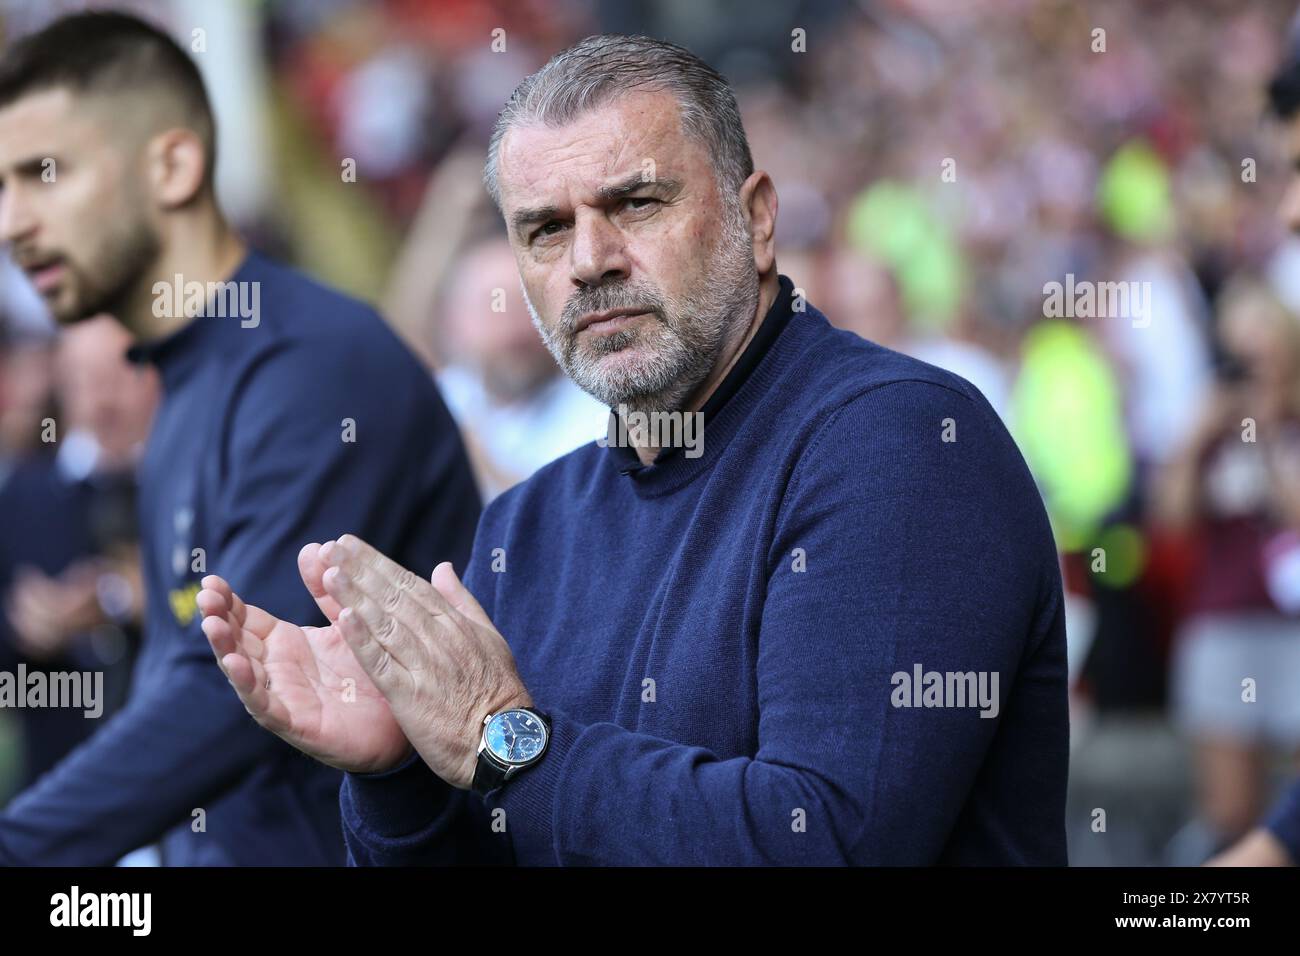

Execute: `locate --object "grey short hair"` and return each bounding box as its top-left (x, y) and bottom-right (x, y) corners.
top-left (484, 34), bottom-right (754, 214)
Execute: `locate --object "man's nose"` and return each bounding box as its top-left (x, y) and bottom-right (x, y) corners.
top-left (569, 209), bottom-right (629, 287)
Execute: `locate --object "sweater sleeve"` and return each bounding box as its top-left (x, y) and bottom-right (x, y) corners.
top-left (339, 754), bottom-right (513, 866)
top-left (489, 381), bottom-right (1067, 864)
top-left (339, 499), bottom-right (514, 866)
top-left (0, 648), bottom-right (284, 864)
top-left (0, 335), bottom-right (476, 865)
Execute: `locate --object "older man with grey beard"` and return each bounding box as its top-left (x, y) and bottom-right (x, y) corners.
top-left (199, 34), bottom-right (1070, 865)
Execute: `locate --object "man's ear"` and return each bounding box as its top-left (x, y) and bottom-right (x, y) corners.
top-left (739, 170), bottom-right (778, 275)
top-left (145, 127), bottom-right (208, 209)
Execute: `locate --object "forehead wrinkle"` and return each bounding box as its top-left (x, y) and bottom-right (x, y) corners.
top-left (500, 92), bottom-right (692, 214)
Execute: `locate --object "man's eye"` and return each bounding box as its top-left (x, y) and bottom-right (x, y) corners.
top-left (534, 221), bottom-right (567, 241)
top-left (623, 197), bottom-right (658, 211)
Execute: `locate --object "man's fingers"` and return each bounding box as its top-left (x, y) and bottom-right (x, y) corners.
top-left (200, 574), bottom-right (280, 640)
top-left (298, 542), bottom-right (345, 622)
top-left (196, 585), bottom-right (230, 622)
top-left (329, 535), bottom-right (453, 617)
top-left (328, 534), bottom-right (393, 574)
top-left (325, 534), bottom-right (453, 626)
top-left (341, 550), bottom-right (452, 645)
top-left (200, 575), bottom-right (244, 626)
top-left (198, 596), bottom-right (280, 725)
top-left (198, 587), bottom-right (267, 662)
top-left (200, 610), bottom-right (238, 658)
top-left (197, 576), bottom-right (301, 746)
top-left (324, 566), bottom-right (432, 676)
top-left (220, 650), bottom-right (258, 695)
top-left (203, 618), bottom-right (257, 695)
top-left (335, 605), bottom-right (404, 689)
top-left (322, 566), bottom-right (399, 648)
top-left (214, 647), bottom-right (293, 733)
top-left (430, 562), bottom-right (492, 628)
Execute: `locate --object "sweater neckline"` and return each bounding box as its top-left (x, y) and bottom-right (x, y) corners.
top-left (126, 250), bottom-right (262, 390)
top-left (603, 273), bottom-right (800, 495)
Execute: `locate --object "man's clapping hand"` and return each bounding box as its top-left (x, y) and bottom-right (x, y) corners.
top-left (200, 535), bottom-right (533, 789)
top-left (197, 543), bottom-right (413, 774)
top-left (313, 535), bottom-right (532, 790)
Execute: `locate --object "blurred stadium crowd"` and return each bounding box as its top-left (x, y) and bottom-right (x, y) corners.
top-left (2, 0), bottom-right (1300, 865)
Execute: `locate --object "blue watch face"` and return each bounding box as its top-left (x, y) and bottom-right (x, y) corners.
top-left (485, 709), bottom-right (547, 766)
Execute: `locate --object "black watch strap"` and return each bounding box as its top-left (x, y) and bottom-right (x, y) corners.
top-left (471, 750), bottom-right (509, 796)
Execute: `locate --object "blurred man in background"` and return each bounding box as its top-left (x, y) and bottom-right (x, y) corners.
top-left (0, 10), bottom-right (478, 865)
top-left (0, 327), bottom-right (52, 466)
top-left (1203, 33), bottom-right (1300, 866)
top-left (815, 243), bottom-right (1011, 421)
top-left (0, 316), bottom-right (154, 793)
top-left (434, 236), bottom-right (608, 500)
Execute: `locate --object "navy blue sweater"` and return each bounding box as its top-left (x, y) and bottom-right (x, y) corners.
top-left (1264, 779), bottom-right (1300, 863)
top-left (0, 251), bottom-right (480, 865)
top-left (341, 275), bottom-right (1070, 865)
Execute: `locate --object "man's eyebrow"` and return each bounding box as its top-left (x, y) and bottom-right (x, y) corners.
top-left (595, 173), bottom-right (682, 202)
top-left (511, 204), bottom-right (561, 236)
top-left (511, 175), bottom-right (684, 237)
top-left (6, 154), bottom-right (55, 176)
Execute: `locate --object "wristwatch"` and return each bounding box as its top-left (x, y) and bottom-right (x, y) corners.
top-left (471, 707), bottom-right (551, 796)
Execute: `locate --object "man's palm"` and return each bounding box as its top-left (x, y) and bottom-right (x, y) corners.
top-left (197, 543), bottom-right (411, 774)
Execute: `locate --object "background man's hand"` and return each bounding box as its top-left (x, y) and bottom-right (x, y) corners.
top-left (6, 562), bottom-right (106, 659)
top-left (318, 535), bottom-right (532, 790)
top-left (197, 542), bottom-right (412, 774)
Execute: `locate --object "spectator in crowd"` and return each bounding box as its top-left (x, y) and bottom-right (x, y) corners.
top-left (435, 236), bottom-right (609, 500)
top-left (1155, 276), bottom-right (1300, 857)
top-left (815, 242), bottom-right (1011, 420)
top-left (0, 329), bottom-right (53, 464)
top-left (0, 316), bottom-right (155, 792)
top-left (1205, 28), bottom-right (1300, 866)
